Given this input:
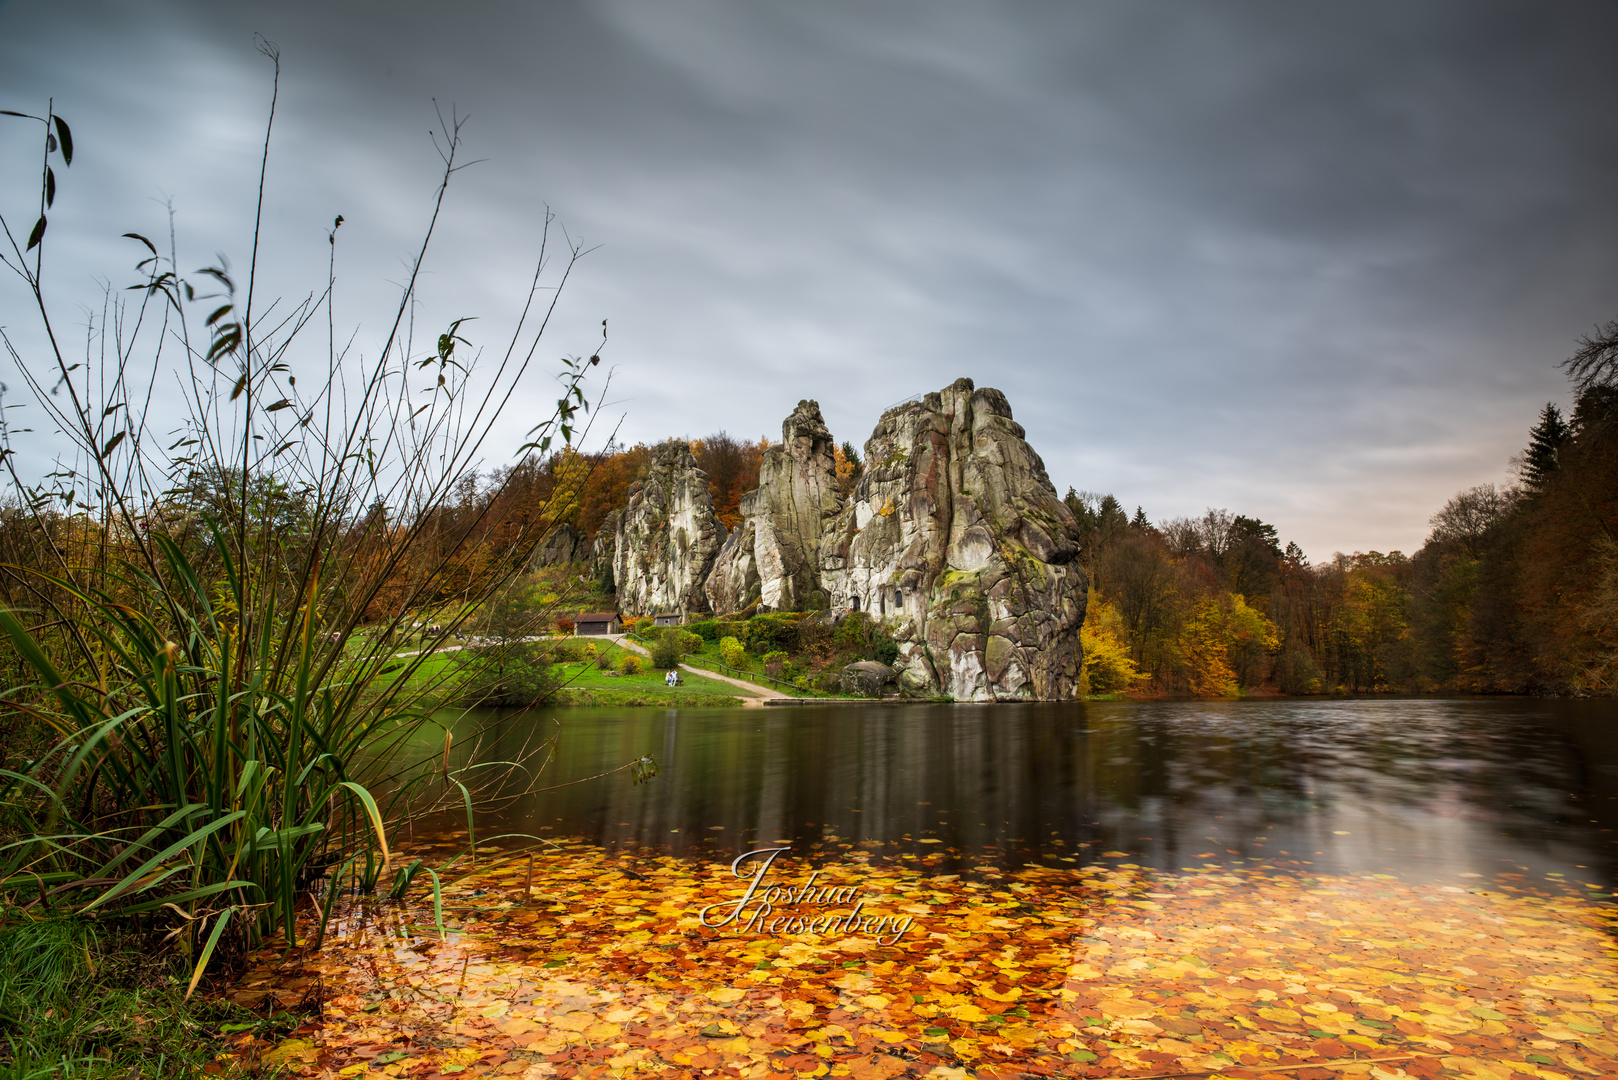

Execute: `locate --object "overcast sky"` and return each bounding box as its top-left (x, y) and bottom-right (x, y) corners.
top-left (3, 0), bottom-right (1617, 559)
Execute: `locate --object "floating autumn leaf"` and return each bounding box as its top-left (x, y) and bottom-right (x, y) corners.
top-left (225, 838), bottom-right (1618, 1079)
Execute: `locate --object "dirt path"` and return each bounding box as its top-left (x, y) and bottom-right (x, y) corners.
top-left (610, 634), bottom-right (786, 706)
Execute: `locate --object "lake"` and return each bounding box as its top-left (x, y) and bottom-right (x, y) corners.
top-left (436, 697), bottom-right (1617, 895)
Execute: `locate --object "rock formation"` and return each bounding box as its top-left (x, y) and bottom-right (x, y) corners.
top-left (705, 400), bottom-right (842, 614)
top-left (586, 379), bottom-right (1086, 700)
top-left (531, 523), bottom-right (584, 567)
top-left (840, 660), bottom-right (896, 697)
top-left (703, 489), bottom-right (761, 613)
top-left (610, 442), bottom-right (723, 616)
top-left (817, 378), bottom-right (1087, 701)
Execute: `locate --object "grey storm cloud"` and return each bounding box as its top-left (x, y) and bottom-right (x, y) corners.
top-left (2, 0), bottom-right (1616, 558)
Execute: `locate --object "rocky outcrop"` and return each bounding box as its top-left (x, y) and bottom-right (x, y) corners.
top-left (531, 523), bottom-right (584, 566)
top-left (704, 489), bottom-right (761, 613)
top-left (611, 442), bottom-right (723, 616)
top-left (817, 378), bottom-right (1086, 701)
top-left (592, 379), bottom-right (1086, 700)
top-left (840, 660), bottom-right (896, 697)
top-left (705, 400), bottom-right (842, 613)
top-left (588, 510), bottom-right (619, 585)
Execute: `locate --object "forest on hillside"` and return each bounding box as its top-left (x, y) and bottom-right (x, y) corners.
top-left (1070, 331), bottom-right (1618, 697)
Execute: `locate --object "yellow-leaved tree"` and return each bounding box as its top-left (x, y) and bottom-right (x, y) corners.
top-left (1079, 591), bottom-right (1145, 695)
top-left (1176, 593), bottom-right (1280, 697)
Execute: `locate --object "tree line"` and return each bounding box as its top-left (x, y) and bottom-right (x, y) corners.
top-left (1075, 321), bottom-right (1618, 697)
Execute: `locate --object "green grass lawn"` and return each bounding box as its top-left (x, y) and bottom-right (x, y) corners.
top-left (549, 653), bottom-right (744, 706)
top-left (401, 638), bottom-right (748, 707)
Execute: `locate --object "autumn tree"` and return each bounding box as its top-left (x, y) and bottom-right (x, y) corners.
top-left (834, 440), bottom-right (863, 498)
top-left (691, 431), bottom-right (767, 531)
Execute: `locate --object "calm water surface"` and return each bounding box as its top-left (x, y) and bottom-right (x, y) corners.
top-left (434, 698), bottom-right (1618, 891)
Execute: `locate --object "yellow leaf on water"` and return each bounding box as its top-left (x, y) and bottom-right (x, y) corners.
top-left (979, 985), bottom-right (1021, 1002)
top-left (553, 1011), bottom-right (596, 1032)
top-left (947, 1003), bottom-right (989, 1022)
top-left (1256, 1007), bottom-right (1301, 1025)
top-left (710, 987), bottom-right (747, 1003)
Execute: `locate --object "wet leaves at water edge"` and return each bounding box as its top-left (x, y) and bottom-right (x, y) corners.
top-left (225, 843), bottom-right (1618, 1080)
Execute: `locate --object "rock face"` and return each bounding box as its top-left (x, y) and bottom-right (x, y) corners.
top-left (532, 523), bottom-right (584, 566)
top-left (705, 400), bottom-right (842, 613)
top-left (817, 378), bottom-right (1087, 701)
top-left (703, 489), bottom-right (761, 613)
top-left (611, 442), bottom-right (723, 616)
top-left (588, 379), bottom-right (1086, 700)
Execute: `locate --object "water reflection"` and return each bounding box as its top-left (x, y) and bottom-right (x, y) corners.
top-left (431, 698), bottom-right (1618, 888)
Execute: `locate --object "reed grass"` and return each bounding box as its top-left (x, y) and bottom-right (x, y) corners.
top-left (0, 42), bottom-right (632, 1017)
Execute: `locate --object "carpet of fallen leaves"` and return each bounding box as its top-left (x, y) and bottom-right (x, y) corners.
top-left (225, 842), bottom-right (1618, 1080)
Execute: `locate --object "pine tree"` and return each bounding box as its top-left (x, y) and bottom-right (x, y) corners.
top-left (1521, 402), bottom-right (1570, 491)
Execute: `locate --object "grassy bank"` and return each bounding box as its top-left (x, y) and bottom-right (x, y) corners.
top-left (548, 648), bottom-right (744, 706)
top-left (0, 915), bottom-right (302, 1079)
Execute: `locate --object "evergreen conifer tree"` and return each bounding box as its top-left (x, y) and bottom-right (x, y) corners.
top-left (1521, 402), bottom-right (1570, 490)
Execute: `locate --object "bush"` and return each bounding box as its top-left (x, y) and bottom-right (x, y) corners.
top-left (719, 636), bottom-right (747, 668)
top-left (834, 610), bottom-right (876, 649)
top-left (649, 630), bottom-right (683, 669)
top-left (795, 616), bottom-right (833, 653)
top-left (596, 646), bottom-right (613, 669)
top-left (687, 619), bottom-right (721, 642)
top-left (453, 640), bottom-right (558, 707)
top-left (618, 653), bottom-right (644, 675)
top-left (556, 616), bottom-right (576, 634)
top-left (868, 631), bottom-right (900, 666)
top-left (741, 613), bottom-right (803, 652)
top-left (762, 650), bottom-right (789, 676)
top-left (679, 630), bottom-right (703, 654)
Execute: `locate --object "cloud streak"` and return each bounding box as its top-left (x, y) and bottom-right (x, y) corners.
top-left (3, 0), bottom-right (1616, 558)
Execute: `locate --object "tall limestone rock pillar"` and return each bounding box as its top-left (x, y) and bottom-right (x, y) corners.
top-left (819, 378), bottom-right (1087, 701)
top-left (706, 400), bottom-right (842, 613)
top-left (611, 441), bottom-right (723, 616)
